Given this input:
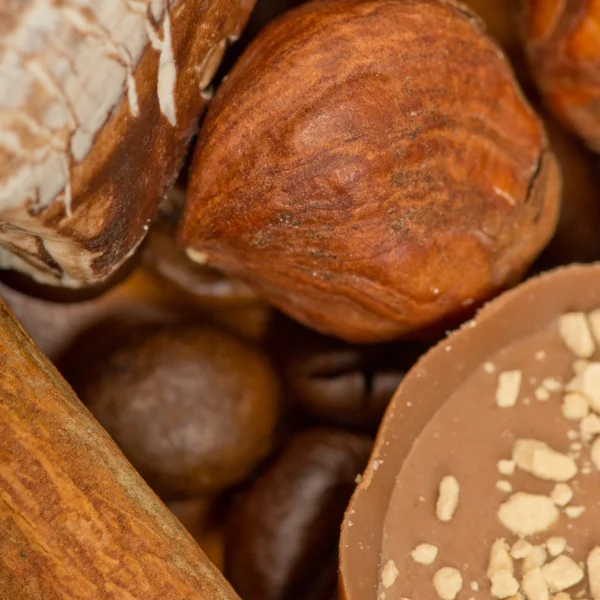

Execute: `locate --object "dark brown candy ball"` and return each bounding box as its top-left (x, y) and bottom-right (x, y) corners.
top-left (225, 429), bottom-right (372, 600)
top-left (72, 323), bottom-right (281, 497)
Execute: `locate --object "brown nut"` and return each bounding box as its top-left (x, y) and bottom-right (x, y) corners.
top-left (180, 0), bottom-right (561, 343)
top-left (0, 0), bottom-right (254, 288)
top-left (523, 0), bottom-right (600, 152)
top-left (225, 429), bottom-right (372, 600)
top-left (70, 323), bottom-right (281, 497)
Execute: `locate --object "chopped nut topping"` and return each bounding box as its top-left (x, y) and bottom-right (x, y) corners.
top-left (498, 459), bottom-right (516, 476)
top-left (436, 476), bottom-right (459, 522)
top-left (591, 437), bottom-right (600, 471)
top-left (484, 362), bottom-right (497, 374)
top-left (564, 506), bottom-right (585, 518)
top-left (550, 484), bottom-right (573, 507)
top-left (588, 309), bottom-right (600, 346)
top-left (523, 546), bottom-right (549, 574)
top-left (535, 386), bottom-right (551, 402)
top-left (558, 313), bottom-right (595, 358)
top-left (541, 556), bottom-right (584, 593)
top-left (577, 363), bottom-right (600, 412)
top-left (411, 543), bottom-right (438, 565)
top-left (491, 570), bottom-right (520, 599)
top-left (536, 351), bottom-right (547, 361)
top-left (497, 371), bottom-right (522, 408)
top-left (498, 493), bottom-right (559, 536)
top-left (546, 537), bottom-right (566, 557)
top-left (562, 393), bottom-right (590, 421)
top-left (381, 559), bottom-right (399, 588)
top-left (572, 359), bottom-right (590, 374)
top-left (522, 567), bottom-right (550, 600)
top-left (470, 581), bottom-right (479, 591)
top-left (587, 547), bottom-right (600, 600)
top-left (511, 540), bottom-right (533, 559)
top-left (513, 440), bottom-right (577, 482)
top-left (488, 539), bottom-right (514, 577)
top-left (580, 414), bottom-right (600, 442)
top-left (433, 567), bottom-right (463, 600)
top-left (543, 378), bottom-right (563, 392)
top-left (497, 480), bottom-right (513, 493)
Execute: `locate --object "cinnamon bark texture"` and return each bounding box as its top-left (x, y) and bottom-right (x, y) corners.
top-left (0, 300), bottom-right (239, 599)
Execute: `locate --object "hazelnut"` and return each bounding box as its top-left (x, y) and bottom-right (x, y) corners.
top-left (226, 428), bottom-right (372, 600)
top-left (0, 0), bottom-right (253, 288)
top-left (523, 0), bottom-right (600, 152)
top-left (180, 0), bottom-right (561, 343)
top-left (70, 323), bottom-right (281, 496)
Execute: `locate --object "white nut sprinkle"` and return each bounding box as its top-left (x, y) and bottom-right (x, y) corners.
top-left (498, 493), bottom-right (559, 536)
top-left (572, 359), bottom-right (590, 374)
top-left (511, 539), bottom-right (533, 559)
top-left (523, 546), bottom-right (549, 574)
top-left (488, 539), bottom-right (514, 577)
top-left (546, 537), bottom-right (567, 557)
top-left (578, 363), bottom-right (600, 412)
top-left (411, 543), bottom-right (438, 565)
top-left (591, 438), bottom-right (600, 471)
top-left (484, 362), bottom-right (497, 374)
top-left (536, 351), bottom-right (547, 361)
top-left (498, 459), bottom-right (516, 476)
top-left (588, 309), bottom-right (600, 346)
top-left (564, 506), bottom-right (585, 518)
top-left (381, 560), bottom-right (399, 588)
top-left (558, 313), bottom-right (595, 358)
top-left (491, 570), bottom-right (520, 599)
top-left (513, 440), bottom-right (578, 482)
top-left (497, 480), bottom-right (513, 493)
top-left (433, 567), bottom-right (463, 600)
top-left (580, 414), bottom-right (600, 442)
top-left (543, 378), bottom-right (563, 392)
top-left (496, 371), bottom-right (522, 408)
top-left (436, 476), bottom-right (459, 522)
top-left (470, 581), bottom-right (479, 591)
top-left (587, 547), bottom-right (600, 600)
top-left (541, 556), bottom-right (584, 592)
top-left (550, 484), bottom-right (573, 507)
top-left (535, 386), bottom-right (551, 402)
top-left (522, 567), bottom-right (550, 600)
top-left (562, 393), bottom-right (590, 421)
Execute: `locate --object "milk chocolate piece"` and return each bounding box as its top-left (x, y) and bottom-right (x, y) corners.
top-left (340, 264), bottom-right (600, 599)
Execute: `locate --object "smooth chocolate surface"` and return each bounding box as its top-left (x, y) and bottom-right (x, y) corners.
top-left (340, 264), bottom-right (600, 599)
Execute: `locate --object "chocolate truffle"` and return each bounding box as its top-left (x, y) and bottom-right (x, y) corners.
top-left (340, 264), bottom-right (600, 600)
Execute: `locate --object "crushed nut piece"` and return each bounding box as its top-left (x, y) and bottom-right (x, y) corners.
top-left (381, 560), bottom-right (399, 588)
top-left (558, 313), bottom-right (595, 358)
top-left (513, 440), bottom-right (577, 482)
top-left (588, 309), bottom-right (600, 346)
top-left (578, 363), bottom-right (600, 412)
top-left (562, 393), bottom-right (590, 421)
top-left (546, 537), bottom-right (567, 557)
top-left (498, 459), bottom-right (516, 476)
top-left (564, 506), bottom-right (585, 518)
top-left (498, 493), bottom-right (559, 536)
top-left (484, 362), bottom-right (497, 374)
top-left (411, 543), bottom-right (438, 565)
top-left (497, 371), bottom-right (522, 408)
top-left (491, 570), bottom-right (520, 598)
top-left (522, 567), bottom-right (550, 600)
top-left (591, 438), bottom-right (600, 471)
top-left (433, 567), bottom-right (463, 600)
top-left (580, 414), bottom-right (600, 442)
top-left (488, 539), bottom-right (514, 577)
top-left (436, 476), bottom-right (459, 522)
top-left (587, 547), bottom-right (600, 600)
top-left (523, 546), bottom-right (549, 574)
top-left (541, 556), bottom-right (584, 593)
top-left (470, 581), bottom-right (479, 592)
top-left (572, 359), bottom-right (590, 374)
top-left (550, 484), bottom-right (573, 507)
top-left (497, 480), bottom-right (513, 493)
top-left (536, 351), bottom-right (547, 361)
top-left (511, 540), bottom-right (533, 559)
top-left (543, 378), bottom-right (563, 392)
top-left (536, 386), bottom-right (551, 401)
